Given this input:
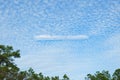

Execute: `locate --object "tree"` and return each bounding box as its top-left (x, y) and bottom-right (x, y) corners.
top-left (38, 72), bottom-right (44, 80)
top-left (0, 45), bottom-right (20, 79)
top-left (0, 45), bottom-right (70, 80)
top-left (17, 71), bottom-right (27, 80)
top-left (63, 74), bottom-right (69, 80)
top-left (112, 68), bottom-right (120, 80)
top-left (86, 70), bottom-right (111, 80)
top-left (86, 74), bottom-right (96, 80)
top-left (51, 76), bottom-right (59, 80)
top-left (26, 68), bottom-right (39, 80)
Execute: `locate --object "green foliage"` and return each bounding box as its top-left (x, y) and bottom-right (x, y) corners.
top-left (0, 45), bottom-right (20, 80)
top-left (0, 45), bottom-right (70, 80)
top-left (63, 74), bottom-right (69, 80)
top-left (51, 76), bottom-right (59, 80)
top-left (112, 69), bottom-right (120, 80)
top-left (87, 71), bottom-right (110, 80)
top-left (1, 44), bottom-right (120, 80)
top-left (86, 69), bottom-right (120, 80)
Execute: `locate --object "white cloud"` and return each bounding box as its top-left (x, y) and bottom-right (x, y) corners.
top-left (34, 35), bottom-right (89, 40)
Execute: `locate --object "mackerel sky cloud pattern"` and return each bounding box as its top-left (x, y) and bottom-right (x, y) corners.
top-left (0, 0), bottom-right (120, 80)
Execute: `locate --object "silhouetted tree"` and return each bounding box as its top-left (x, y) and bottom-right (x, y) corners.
top-left (0, 45), bottom-right (20, 79)
top-left (86, 70), bottom-right (111, 80)
top-left (112, 68), bottom-right (120, 80)
top-left (63, 74), bottom-right (69, 80)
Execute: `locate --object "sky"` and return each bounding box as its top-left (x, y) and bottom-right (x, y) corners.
top-left (0, 0), bottom-right (120, 80)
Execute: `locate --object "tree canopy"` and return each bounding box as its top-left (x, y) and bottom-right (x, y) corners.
top-left (0, 45), bottom-right (70, 80)
top-left (0, 45), bottom-right (120, 80)
top-left (0, 45), bottom-right (20, 79)
top-left (86, 69), bottom-right (120, 80)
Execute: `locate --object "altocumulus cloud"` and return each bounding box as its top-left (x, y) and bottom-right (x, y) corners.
top-left (34, 35), bottom-right (89, 40)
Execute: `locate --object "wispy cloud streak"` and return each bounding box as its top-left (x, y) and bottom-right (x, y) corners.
top-left (35, 35), bottom-right (89, 40)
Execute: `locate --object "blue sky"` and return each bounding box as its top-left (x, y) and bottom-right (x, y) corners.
top-left (0, 0), bottom-right (120, 80)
